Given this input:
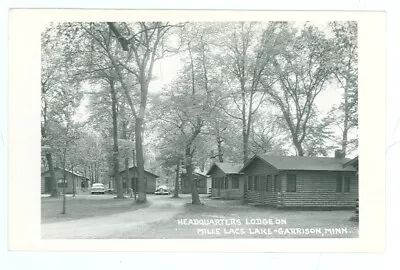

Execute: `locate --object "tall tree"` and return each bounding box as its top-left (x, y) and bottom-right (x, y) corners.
top-left (262, 23), bottom-right (335, 156)
top-left (41, 26), bottom-right (83, 196)
top-left (330, 21), bottom-right (358, 156)
top-left (103, 22), bottom-right (177, 203)
top-left (250, 112), bottom-right (288, 155)
top-left (155, 24), bottom-right (219, 204)
top-left (218, 22), bottom-right (283, 162)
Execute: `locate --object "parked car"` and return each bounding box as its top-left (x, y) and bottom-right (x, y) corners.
top-left (91, 183), bottom-right (106, 194)
top-left (155, 185), bottom-right (169, 195)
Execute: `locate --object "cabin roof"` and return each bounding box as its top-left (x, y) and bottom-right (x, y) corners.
top-left (240, 155), bottom-right (356, 172)
top-left (119, 166), bottom-right (159, 178)
top-left (206, 162), bottom-right (244, 175)
top-left (41, 167), bottom-right (85, 177)
top-left (343, 156), bottom-right (359, 168)
top-left (181, 168), bottom-right (208, 177)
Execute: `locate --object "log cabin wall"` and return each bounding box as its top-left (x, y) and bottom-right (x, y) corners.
top-left (280, 170), bottom-right (358, 208)
top-left (243, 158), bottom-right (279, 205)
top-left (181, 173), bottom-right (208, 194)
top-left (242, 157), bottom-right (358, 208)
top-left (209, 165), bottom-right (245, 199)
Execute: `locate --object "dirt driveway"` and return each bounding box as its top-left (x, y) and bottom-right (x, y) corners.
top-left (41, 194), bottom-right (188, 239)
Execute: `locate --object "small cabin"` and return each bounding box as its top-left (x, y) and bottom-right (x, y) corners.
top-left (118, 166), bottom-right (159, 194)
top-left (180, 169), bottom-right (208, 194)
top-left (207, 162), bottom-right (245, 199)
top-left (240, 154), bottom-right (358, 209)
top-left (41, 167), bottom-right (90, 194)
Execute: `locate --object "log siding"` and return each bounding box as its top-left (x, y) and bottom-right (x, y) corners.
top-left (242, 156), bottom-right (359, 209)
top-left (209, 166), bottom-right (245, 199)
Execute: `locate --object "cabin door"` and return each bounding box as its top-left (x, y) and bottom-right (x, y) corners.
top-left (44, 177), bottom-right (51, 193)
top-left (217, 178), bottom-right (221, 197)
top-left (243, 178), bottom-right (247, 201)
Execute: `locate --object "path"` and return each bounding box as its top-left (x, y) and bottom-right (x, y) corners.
top-left (41, 195), bottom-right (188, 239)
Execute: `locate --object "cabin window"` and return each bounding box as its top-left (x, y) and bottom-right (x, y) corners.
top-left (336, 174), bottom-right (343, 192)
top-left (259, 175), bottom-right (266, 191)
top-left (231, 176), bottom-right (239, 189)
top-left (274, 175), bottom-right (281, 192)
top-left (248, 176), bottom-right (253, 191)
top-left (286, 174), bottom-right (297, 192)
top-left (123, 181), bottom-right (127, 189)
top-left (337, 174), bottom-right (351, 193)
top-left (254, 176), bottom-right (260, 191)
top-left (224, 176), bottom-right (229, 189)
top-left (57, 179), bottom-right (68, 188)
top-left (219, 177), bottom-right (225, 189)
top-left (266, 175), bottom-right (272, 191)
top-left (344, 177), bottom-right (351, 192)
top-left (212, 178), bottom-right (216, 188)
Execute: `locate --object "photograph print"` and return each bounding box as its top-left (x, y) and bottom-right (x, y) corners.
top-left (40, 20), bottom-right (359, 239)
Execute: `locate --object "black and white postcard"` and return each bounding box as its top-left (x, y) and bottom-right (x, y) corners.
top-left (8, 9), bottom-right (386, 252)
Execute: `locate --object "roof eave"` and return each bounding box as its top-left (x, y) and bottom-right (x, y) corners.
top-left (239, 155), bottom-right (279, 173)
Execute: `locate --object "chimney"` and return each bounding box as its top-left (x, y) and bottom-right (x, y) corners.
top-left (334, 149), bottom-right (344, 159)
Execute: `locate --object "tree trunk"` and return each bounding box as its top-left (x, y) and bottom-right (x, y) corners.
top-left (110, 80), bottom-right (124, 198)
top-left (125, 158), bottom-right (130, 195)
top-left (293, 139), bottom-right (304, 156)
top-left (186, 147), bottom-right (201, 205)
top-left (342, 80), bottom-right (349, 158)
top-left (45, 153), bottom-right (58, 197)
top-left (42, 95), bottom-right (58, 197)
top-left (122, 120), bottom-right (131, 194)
top-left (135, 117), bottom-right (146, 203)
top-left (241, 85), bottom-right (250, 163)
top-left (133, 148), bottom-right (137, 200)
top-left (243, 131), bottom-right (250, 162)
top-left (62, 143), bottom-right (67, 214)
top-left (72, 164), bottom-right (76, 197)
top-left (216, 132), bottom-right (224, 163)
top-left (173, 160), bottom-right (180, 198)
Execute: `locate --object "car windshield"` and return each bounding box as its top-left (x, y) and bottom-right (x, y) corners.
top-left (93, 183), bottom-right (104, 187)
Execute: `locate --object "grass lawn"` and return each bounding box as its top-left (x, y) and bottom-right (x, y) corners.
top-left (141, 197), bottom-right (359, 239)
top-left (41, 194), bottom-right (149, 224)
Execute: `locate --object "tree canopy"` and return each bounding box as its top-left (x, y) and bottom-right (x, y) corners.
top-left (41, 21), bottom-right (358, 204)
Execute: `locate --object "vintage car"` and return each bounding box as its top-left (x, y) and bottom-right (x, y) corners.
top-left (91, 183), bottom-right (106, 194)
top-left (154, 185), bottom-right (169, 195)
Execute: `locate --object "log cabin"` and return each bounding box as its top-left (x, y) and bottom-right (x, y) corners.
top-left (180, 169), bottom-right (209, 194)
top-left (206, 162), bottom-right (245, 199)
top-left (240, 153), bottom-right (358, 209)
top-left (118, 166), bottom-right (159, 194)
top-left (41, 167), bottom-right (90, 194)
